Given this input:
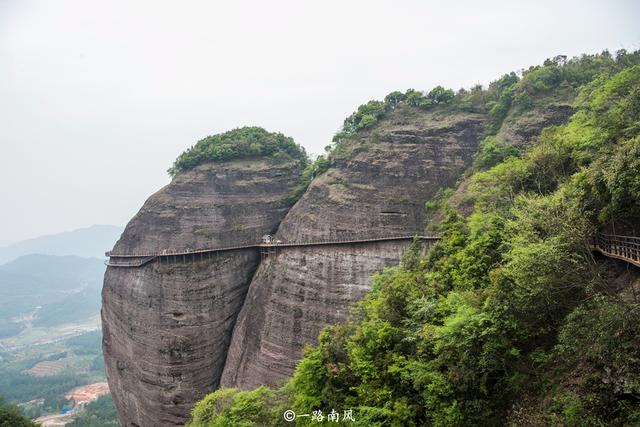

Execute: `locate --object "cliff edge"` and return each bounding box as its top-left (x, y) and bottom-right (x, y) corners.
top-left (220, 106), bottom-right (487, 389)
top-left (102, 154), bottom-right (303, 426)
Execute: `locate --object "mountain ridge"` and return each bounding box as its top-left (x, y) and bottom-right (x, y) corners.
top-left (0, 225), bottom-right (123, 265)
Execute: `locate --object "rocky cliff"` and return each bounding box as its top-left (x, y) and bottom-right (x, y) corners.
top-left (180, 52), bottom-right (640, 427)
top-left (102, 157), bottom-right (303, 427)
top-left (497, 103), bottom-right (574, 147)
top-left (220, 106), bottom-right (487, 389)
top-left (103, 107), bottom-right (487, 426)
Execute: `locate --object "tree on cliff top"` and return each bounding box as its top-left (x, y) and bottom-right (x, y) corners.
top-left (188, 58), bottom-right (640, 427)
top-left (168, 127), bottom-right (308, 177)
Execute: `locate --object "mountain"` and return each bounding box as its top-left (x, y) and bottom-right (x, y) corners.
top-left (103, 51), bottom-right (640, 426)
top-left (0, 254), bottom-right (105, 338)
top-left (102, 114), bottom-right (486, 425)
top-left (190, 53), bottom-right (640, 426)
top-left (102, 132), bottom-right (306, 426)
top-left (0, 225), bottom-right (123, 265)
top-left (220, 105), bottom-right (487, 390)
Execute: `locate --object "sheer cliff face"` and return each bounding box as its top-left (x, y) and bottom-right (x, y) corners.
top-left (104, 108), bottom-right (487, 425)
top-left (102, 158), bottom-right (302, 427)
top-left (110, 158), bottom-right (300, 253)
top-left (220, 107), bottom-right (488, 389)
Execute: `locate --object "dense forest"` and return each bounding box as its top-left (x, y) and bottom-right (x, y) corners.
top-left (0, 398), bottom-right (37, 427)
top-left (67, 395), bottom-right (119, 427)
top-left (188, 50), bottom-right (640, 426)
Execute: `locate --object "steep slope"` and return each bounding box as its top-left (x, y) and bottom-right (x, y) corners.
top-left (220, 106), bottom-right (487, 389)
top-left (435, 100), bottom-right (577, 225)
top-left (102, 156), bottom-right (303, 427)
top-left (497, 96), bottom-right (574, 148)
top-left (188, 51), bottom-right (640, 427)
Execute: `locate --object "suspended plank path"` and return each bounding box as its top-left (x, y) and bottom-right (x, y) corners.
top-left (590, 233), bottom-right (640, 268)
top-left (105, 235), bottom-right (440, 268)
top-left (105, 232), bottom-right (640, 269)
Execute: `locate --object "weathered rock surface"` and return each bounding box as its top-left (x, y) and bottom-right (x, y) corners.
top-left (221, 106), bottom-right (488, 388)
top-left (110, 159), bottom-right (300, 254)
top-left (498, 103), bottom-right (574, 147)
top-left (431, 102), bottom-right (577, 227)
top-left (102, 158), bottom-right (303, 427)
top-left (220, 242), bottom-right (411, 389)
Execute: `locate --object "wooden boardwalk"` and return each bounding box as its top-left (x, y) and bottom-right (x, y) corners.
top-left (105, 235), bottom-right (440, 268)
top-left (590, 233), bottom-right (640, 268)
top-left (105, 231), bottom-right (640, 269)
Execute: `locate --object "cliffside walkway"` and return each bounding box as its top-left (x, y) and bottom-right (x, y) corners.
top-left (590, 233), bottom-right (640, 268)
top-left (105, 232), bottom-right (640, 269)
top-left (105, 235), bottom-right (441, 268)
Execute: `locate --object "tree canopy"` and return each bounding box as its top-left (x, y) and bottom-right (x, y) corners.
top-left (168, 127), bottom-right (307, 177)
top-left (0, 397), bottom-right (37, 427)
top-left (189, 54), bottom-right (640, 427)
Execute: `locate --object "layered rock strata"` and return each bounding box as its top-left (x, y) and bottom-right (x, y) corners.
top-left (221, 107), bottom-right (487, 388)
top-left (102, 158), bottom-right (303, 426)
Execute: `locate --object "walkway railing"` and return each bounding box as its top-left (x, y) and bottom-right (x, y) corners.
top-left (104, 232), bottom-right (640, 269)
top-left (104, 256), bottom-right (156, 268)
top-left (105, 235), bottom-right (440, 268)
top-left (591, 233), bottom-right (640, 268)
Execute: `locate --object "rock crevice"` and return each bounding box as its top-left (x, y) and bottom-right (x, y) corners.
top-left (103, 107), bottom-right (488, 426)
top-left (221, 108), bottom-right (487, 389)
top-left (102, 158), bottom-right (303, 427)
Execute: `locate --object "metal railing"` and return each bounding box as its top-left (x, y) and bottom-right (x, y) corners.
top-left (591, 233), bottom-right (640, 267)
top-left (104, 256), bottom-right (156, 268)
top-left (105, 234), bottom-right (440, 268)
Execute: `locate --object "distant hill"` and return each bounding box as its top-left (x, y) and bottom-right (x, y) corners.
top-left (0, 254), bottom-right (105, 338)
top-left (0, 225), bottom-right (123, 265)
top-left (0, 254), bottom-right (106, 284)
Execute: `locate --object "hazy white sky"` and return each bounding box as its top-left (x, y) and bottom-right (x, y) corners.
top-left (1, 0), bottom-right (639, 242)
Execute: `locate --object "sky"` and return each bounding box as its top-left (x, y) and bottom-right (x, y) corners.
top-left (0, 0), bottom-right (639, 243)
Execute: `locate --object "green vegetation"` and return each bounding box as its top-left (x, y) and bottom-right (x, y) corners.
top-left (0, 255), bottom-right (104, 336)
top-left (34, 288), bottom-right (101, 327)
top-left (0, 397), bottom-right (37, 427)
top-left (485, 50), bottom-right (640, 132)
top-left (0, 330), bottom-right (109, 420)
top-left (473, 135), bottom-right (519, 170)
top-left (189, 54), bottom-right (640, 426)
top-left (168, 127), bottom-right (308, 177)
top-left (188, 387), bottom-right (290, 427)
top-left (328, 50), bottom-right (640, 172)
top-left (65, 331), bottom-right (103, 354)
top-left (68, 395), bottom-right (119, 427)
top-left (288, 155), bottom-right (331, 204)
top-left (332, 86), bottom-right (456, 144)
top-left (0, 371), bottom-right (84, 405)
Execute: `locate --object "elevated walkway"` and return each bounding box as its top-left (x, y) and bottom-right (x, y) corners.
top-left (105, 235), bottom-right (440, 268)
top-left (590, 233), bottom-right (640, 268)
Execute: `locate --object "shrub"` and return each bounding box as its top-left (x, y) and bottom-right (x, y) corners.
top-left (168, 127), bottom-right (307, 176)
top-left (474, 136), bottom-right (519, 170)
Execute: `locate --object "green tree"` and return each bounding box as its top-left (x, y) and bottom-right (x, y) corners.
top-left (384, 91), bottom-right (406, 109)
top-left (0, 397), bottom-right (37, 427)
top-left (168, 127), bottom-right (307, 177)
top-left (426, 86), bottom-right (454, 104)
top-left (189, 52), bottom-right (640, 427)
